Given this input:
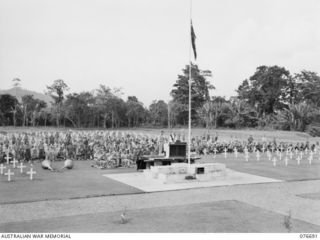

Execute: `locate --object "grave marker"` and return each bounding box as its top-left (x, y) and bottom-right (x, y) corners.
top-left (0, 164), bottom-right (6, 175)
top-left (272, 157), bottom-right (277, 167)
top-left (5, 153), bottom-right (11, 165)
top-left (290, 151), bottom-right (293, 159)
top-left (256, 151), bottom-right (260, 161)
top-left (310, 152), bottom-right (314, 158)
top-left (213, 148), bottom-right (218, 156)
top-left (27, 168), bottom-right (36, 180)
top-left (5, 169), bottom-right (14, 182)
top-left (17, 162), bottom-right (26, 173)
top-left (280, 146), bottom-right (284, 152)
top-left (234, 147), bottom-right (238, 158)
top-left (244, 147), bottom-right (248, 154)
top-left (12, 158), bottom-right (18, 169)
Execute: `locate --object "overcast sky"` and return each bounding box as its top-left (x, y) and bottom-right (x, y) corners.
top-left (0, 0), bottom-right (320, 106)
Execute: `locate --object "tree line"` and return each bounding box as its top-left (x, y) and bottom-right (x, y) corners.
top-left (1, 64), bottom-right (320, 131)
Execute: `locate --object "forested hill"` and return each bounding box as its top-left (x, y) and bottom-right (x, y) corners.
top-left (0, 87), bottom-right (52, 105)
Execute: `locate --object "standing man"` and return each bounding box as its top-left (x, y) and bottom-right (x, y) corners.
top-left (158, 130), bottom-right (165, 155)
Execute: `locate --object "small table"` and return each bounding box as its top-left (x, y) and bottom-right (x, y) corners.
top-left (143, 155), bottom-right (201, 169)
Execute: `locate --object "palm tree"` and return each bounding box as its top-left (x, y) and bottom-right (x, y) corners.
top-left (277, 102), bottom-right (315, 131)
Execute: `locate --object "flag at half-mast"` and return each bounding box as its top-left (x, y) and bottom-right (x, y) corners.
top-left (191, 20), bottom-right (197, 60)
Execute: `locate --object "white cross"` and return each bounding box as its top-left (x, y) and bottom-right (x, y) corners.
top-left (256, 151), bottom-right (260, 161)
top-left (12, 158), bottom-right (18, 168)
top-left (213, 148), bottom-right (218, 155)
top-left (0, 164), bottom-right (6, 175)
top-left (245, 154), bottom-right (249, 162)
top-left (17, 162), bottom-right (26, 173)
top-left (27, 168), bottom-right (36, 180)
top-left (299, 151), bottom-right (303, 159)
top-left (272, 157), bottom-right (277, 167)
top-left (297, 157), bottom-right (301, 165)
top-left (279, 152), bottom-right (282, 160)
top-left (5, 169), bottom-right (14, 182)
top-left (295, 149), bottom-right (298, 155)
top-left (308, 156), bottom-right (312, 165)
top-left (280, 146), bottom-right (284, 152)
top-left (262, 146), bottom-right (265, 154)
top-left (224, 148), bottom-right (227, 158)
top-left (268, 154), bottom-right (271, 161)
top-left (6, 153), bottom-right (11, 164)
top-left (290, 151), bottom-right (293, 159)
top-left (285, 157), bottom-right (288, 166)
top-left (234, 148), bottom-right (238, 158)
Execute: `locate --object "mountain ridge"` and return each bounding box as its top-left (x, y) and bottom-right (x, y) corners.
top-left (0, 87), bottom-right (53, 105)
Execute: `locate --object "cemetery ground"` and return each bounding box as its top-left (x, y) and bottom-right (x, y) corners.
top-left (1, 127), bottom-right (320, 232)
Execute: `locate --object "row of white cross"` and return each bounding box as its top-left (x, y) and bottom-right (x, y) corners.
top-left (213, 146), bottom-right (318, 157)
top-left (4, 153), bottom-right (24, 167)
top-left (213, 146), bottom-right (318, 154)
top-left (0, 163), bottom-right (36, 182)
top-left (212, 146), bottom-right (318, 167)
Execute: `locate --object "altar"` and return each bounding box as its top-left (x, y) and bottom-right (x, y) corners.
top-left (143, 162), bottom-right (227, 184)
top-left (142, 142), bottom-right (200, 169)
top-left (142, 141), bottom-right (226, 184)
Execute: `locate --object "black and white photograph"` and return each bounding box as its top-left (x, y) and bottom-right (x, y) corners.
top-left (0, 0), bottom-right (320, 237)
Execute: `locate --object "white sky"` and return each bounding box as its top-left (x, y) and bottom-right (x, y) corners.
top-left (0, 0), bottom-right (320, 106)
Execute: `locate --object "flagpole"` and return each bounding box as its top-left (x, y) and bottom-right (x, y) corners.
top-left (188, 0), bottom-right (192, 167)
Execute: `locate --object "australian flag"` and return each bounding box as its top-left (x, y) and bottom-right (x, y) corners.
top-left (191, 21), bottom-right (197, 60)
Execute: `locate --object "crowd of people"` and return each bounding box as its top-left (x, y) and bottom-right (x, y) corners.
top-left (192, 135), bottom-right (319, 155)
top-left (0, 130), bottom-right (318, 169)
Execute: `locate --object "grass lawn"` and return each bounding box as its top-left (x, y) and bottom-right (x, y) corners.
top-left (1, 200), bottom-right (320, 233)
top-left (0, 161), bottom-right (142, 204)
top-left (201, 152), bottom-right (320, 181)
